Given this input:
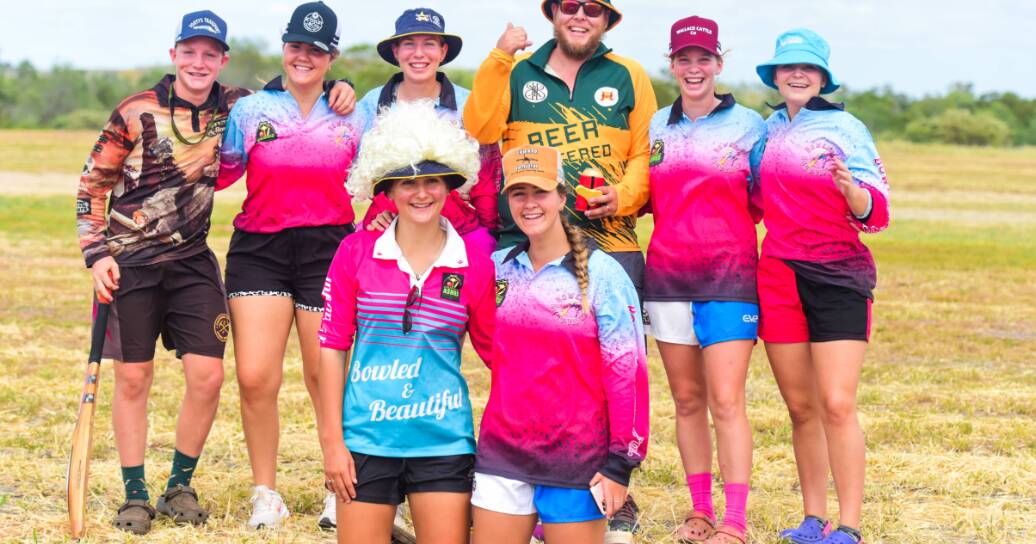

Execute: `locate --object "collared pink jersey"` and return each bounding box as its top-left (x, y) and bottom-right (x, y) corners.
top-left (217, 77), bottom-right (362, 233)
top-left (477, 244), bottom-right (649, 488)
top-left (646, 94), bottom-right (766, 303)
top-left (759, 97), bottom-right (890, 294)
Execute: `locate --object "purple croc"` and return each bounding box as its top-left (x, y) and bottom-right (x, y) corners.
top-left (779, 516), bottom-right (832, 543)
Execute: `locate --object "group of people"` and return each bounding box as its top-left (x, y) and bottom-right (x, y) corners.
top-left (75, 1), bottom-right (889, 543)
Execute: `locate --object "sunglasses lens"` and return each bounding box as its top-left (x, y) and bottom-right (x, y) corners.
top-left (403, 310), bottom-right (412, 333)
top-left (559, 1), bottom-right (604, 17)
top-left (583, 3), bottom-right (603, 16)
top-left (559, 1), bottom-right (579, 14)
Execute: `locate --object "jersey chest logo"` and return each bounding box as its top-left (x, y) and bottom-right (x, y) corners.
top-left (257, 120), bottom-right (278, 142)
top-left (441, 273), bottom-right (464, 301)
top-left (522, 81), bottom-right (548, 104)
top-left (495, 280), bottom-right (509, 307)
top-left (594, 86), bottom-right (619, 107)
top-left (649, 139), bottom-right (665, 166)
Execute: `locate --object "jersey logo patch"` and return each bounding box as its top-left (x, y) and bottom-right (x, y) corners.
top-left (495, 280), bottom-right (509, 307)
top-left (441, 273), bottom-right (464, 301)
top-left (649, 139), bottom-right (665, 166)
top-left (522, 81), bottom-right (548, 104)
top-left (595, 86), bottom-right (619, 107)
top-left (257, 120), bottom-right (278, 142)
top-left (76, 199), bottom-right (91, 216)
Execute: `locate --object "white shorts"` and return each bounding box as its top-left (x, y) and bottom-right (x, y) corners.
top-left (645, 301), bottom-right (698, 345)
top-left (470, 472), bottom-right (604, 524)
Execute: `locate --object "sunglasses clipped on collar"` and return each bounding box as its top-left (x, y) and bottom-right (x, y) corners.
top-left (402, 285), bottom-right (421, 334)
top-left (558, 0), bottom-right (606, 18)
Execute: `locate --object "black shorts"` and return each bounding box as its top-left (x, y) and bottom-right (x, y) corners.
top-left (795, 273), bottom-right (871, 342)
top-left (101, 250), bottom-right (229, 362)
top-left (225, 224), bottom-right (353, 312)
top-left (351, 452), bottom-right (475, 505)
top-left (608, 250), bottom-right (647, 324)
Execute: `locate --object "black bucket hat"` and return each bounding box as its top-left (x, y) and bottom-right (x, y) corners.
top-left (376, 8), bottom-right (463, 66)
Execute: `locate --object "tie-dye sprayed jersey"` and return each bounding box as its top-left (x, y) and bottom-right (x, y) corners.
top-left (759, 98), bottom-right (890, 295)
top-left (318, 222), bottom-right (496, 457)
top-left (646, 95), bottom-right (766, 302)
top-left (76, 75), bottom-right (250, 268)
top-left (217, 77), bottom-right (362, 233)
top-left (477, 245), bottom-right (650, 488)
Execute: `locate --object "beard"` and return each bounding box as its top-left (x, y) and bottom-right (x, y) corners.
top-left (553, 25), bottom-right (604, 61)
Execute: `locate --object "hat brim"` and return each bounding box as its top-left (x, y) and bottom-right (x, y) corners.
top-left (282, 32), bottom-right (336, 53)
top-left (376, 33), bottom-right (463, 66)
top-left (176, 34), bottom-right (230, 52)
top-left (373, 161), bottom-right (467, 194)
top-left (540, 0), bottom-right (622, 30)
top-left (502, 176), bottom-right (561, 193)
top-left (756, 50), bottom-right (840, 94)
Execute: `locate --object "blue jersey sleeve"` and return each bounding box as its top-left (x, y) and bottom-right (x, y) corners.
top-left (216, 99), bottom-right (250, 189)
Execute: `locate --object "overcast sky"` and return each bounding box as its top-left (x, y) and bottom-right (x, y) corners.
top-left (2, 0), bottom-right (1034, 97)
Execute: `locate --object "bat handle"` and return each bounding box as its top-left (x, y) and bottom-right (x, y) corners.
top-left (89, 303), bottom-right (110, 364)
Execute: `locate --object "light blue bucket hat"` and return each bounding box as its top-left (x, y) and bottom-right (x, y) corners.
top-left (756, 28), bottom-right (840, 94)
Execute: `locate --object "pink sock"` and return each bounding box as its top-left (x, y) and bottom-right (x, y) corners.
top-left (686, 473), bottom-right (715, 521)
top-left (722, 482), bottom-right (750, 533)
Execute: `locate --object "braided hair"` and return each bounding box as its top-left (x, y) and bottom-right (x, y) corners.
top-left (557, 185), bottom-right (591, 313)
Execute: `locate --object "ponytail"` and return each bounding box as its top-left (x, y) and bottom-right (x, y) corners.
top-left (560, 215), bottom-right (591, 313)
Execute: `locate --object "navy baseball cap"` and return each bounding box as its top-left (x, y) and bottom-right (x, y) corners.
top-left (282, 1), bottom-right (341, 53)
top-left (376, 8), bottom-right (463, 66)
top-left (175, 10), bottom-right (230, 51)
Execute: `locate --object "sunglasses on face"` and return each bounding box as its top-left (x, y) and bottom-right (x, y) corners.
top-left (558, 0), bottom-right (606, 18)
top-left (402, 285), bottom-right (421, 334)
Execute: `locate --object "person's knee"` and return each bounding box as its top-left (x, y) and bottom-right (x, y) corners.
top-left (708, 389), bottom-right (745, 423)
top-left (819, 394), bottom-right (858, 427)
top-left (237, 366), bottom-right (279, 400)
top-left (115, 364), bottom-right (154, 399)
top-left (672, 389), bottom-right (708, 418)
top-left (785, 397), bottom-right (821, 427)
top-left (188, 365), bottom-right (224, 401)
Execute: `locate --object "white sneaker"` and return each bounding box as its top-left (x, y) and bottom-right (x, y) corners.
top-left (248, 485), bottom-right (289, 530)
top-left (318, 492), bottom-right (336, 530)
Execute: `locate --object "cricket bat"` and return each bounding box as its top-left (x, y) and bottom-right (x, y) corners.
top-left (67, 302), bottom-right (110, 539)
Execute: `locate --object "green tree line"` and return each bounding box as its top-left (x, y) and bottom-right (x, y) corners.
top-left (2, 39), bottom-right (1034, 146)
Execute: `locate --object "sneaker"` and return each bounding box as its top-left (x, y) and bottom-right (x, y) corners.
top-left (156, 484), bottom-right (209, 525)
top-left (318, 491), bottom-right (336, 530)
top-left (780, 516), bottom-right (832, 543)
top-left (248, 485), bottom-right (289, 530)
top-left (604, 495), bottom-right (640, 544)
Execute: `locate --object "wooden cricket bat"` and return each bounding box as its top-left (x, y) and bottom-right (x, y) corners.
top-left (67, 302), bottom-right (110, 539)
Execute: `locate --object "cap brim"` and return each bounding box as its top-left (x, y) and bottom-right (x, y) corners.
top-left (373, 162), bottom-right (467, 194)
top-left (502, 176), bottom-right (561, 193)
top-left (540, 0), bottom-right (622, 30)
top-left (376, 33), bottom-right (463, 66)
top-left (282, 32), bottom-right (333, 52)
top-left (755, 50), bottom-right (840, 94)
top-left (176, 34), bottom-right (230, 51)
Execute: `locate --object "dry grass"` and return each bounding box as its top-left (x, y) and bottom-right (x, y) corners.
top-left (0, 132), bottom-right (1034, 543)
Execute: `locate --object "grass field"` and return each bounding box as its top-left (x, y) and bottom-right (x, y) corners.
top-left (0, 131), bottom-right (1034, 543)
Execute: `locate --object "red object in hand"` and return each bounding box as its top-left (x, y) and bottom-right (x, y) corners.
top-left (575, 169), bottom-right (606, 212)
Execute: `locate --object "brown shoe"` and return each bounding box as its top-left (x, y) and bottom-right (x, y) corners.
top-left (156, 484), bottom-right (209, 525)
top-left (113, 499), bottom-right (156, 535)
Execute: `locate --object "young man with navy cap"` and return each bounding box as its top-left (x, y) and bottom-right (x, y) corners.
top-left (76, 8), bottom-right (355, 535)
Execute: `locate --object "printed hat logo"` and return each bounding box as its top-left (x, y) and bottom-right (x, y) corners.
top-left (189, 17), bottom-right (222, 35)
top-left (415, 11), bottom-right (431, 22)
top-left (441, 273), bottom-right (464, 302)
top-left (649, 139), bottom-right (665, 166)
top-left (523, 81), bottom-right (548, 103)
top-left (495, 280), bottom-right (509, 307)
top-left (779, 35), bottom-right (805, 47)
top-left (257, 120), bottom-right (278, 142)
top-left (595, 87), bottom-right (619, 107)
top-left (303, 12), bottom-right (324, 32)
top-left (213, 313), bottom-right (231, 343)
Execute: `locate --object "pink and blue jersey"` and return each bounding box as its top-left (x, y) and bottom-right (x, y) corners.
top-left (646, 94), bottom-right (766, 303)
top-left (759, 97), bottom-right (890, 296)
top-left (217, 77), bottom-right (363, 233)
top-left (476, 244), bottom-right (650, 488)
top-left (318, 221), bottom-right (496, 457)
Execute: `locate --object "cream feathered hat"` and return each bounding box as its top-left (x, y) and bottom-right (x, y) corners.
top-left (346, 99), bottom-right (481, 200)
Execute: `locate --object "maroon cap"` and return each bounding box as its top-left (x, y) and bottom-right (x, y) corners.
top-left (668, 16), bottom-right (720, 57)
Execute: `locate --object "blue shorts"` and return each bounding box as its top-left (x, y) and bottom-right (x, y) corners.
top-left (471, 472), bottom-right (604, 524)
top-left (644, 300), bottom-right (759, 347)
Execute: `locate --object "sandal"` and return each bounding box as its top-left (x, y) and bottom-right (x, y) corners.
top-left (156, 484), bottom-right (209, 525)
top-left (704, 526), bottom-right (746, 544)
top-left (676, 511), bottom-right (717, 543)
top-left (113, 499), bottom-right (156, 535)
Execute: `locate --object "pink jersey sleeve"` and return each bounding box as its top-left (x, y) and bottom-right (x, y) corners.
top-left (319, 235), bottom-right (364, 350)
top-left (470, 143), bottom-right (503, 231)
top-left (464, 249), bottom-right (497, 368)
top-left (359, 193), bottom-right (397, 230)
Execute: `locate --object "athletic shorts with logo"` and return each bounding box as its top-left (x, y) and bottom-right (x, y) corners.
top-left (471, 472), bottom-right (604, 524)
top-left (757, 255), bottom-right (871, 343)
top-left (100, 250), bottom-right (229, 362)
top-left (225, 224), bottom-right (353, 312)
top-left (645, 300), bottom-right (759, 347)
top-left (349, 452), bottom-right (475, 505)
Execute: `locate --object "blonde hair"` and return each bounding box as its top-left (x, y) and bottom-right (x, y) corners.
top-left (557, 185), bottom-right (591, 313)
